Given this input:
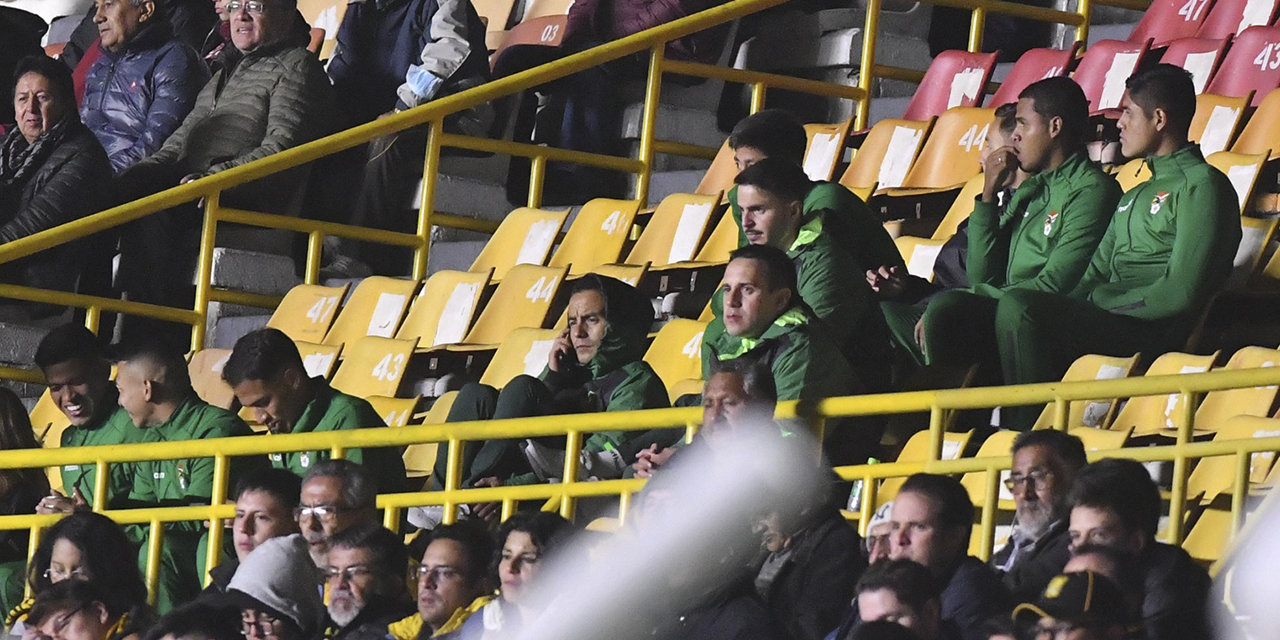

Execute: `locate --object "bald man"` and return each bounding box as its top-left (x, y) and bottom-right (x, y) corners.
top-left (114, 341), bottom-right (260, 612)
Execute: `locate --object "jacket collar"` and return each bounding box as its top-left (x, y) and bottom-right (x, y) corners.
top-left (1143, 144), bottom-right (1204, 177)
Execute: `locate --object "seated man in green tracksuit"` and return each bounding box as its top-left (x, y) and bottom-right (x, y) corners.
top-left (733, 158), bottom-right (891, 392)
top-left (920, 76), bottom-right (1122, 388)
top-left (431, 274), bottom-right (669, 490)
top-left (726, 109), bottom-right (904, 281)
top-left (114, 341), bottom-right (262, 611)
top-left (700, 245), bottom-right (863, 462)
top-left (994, 65), bottom-right (1241, 429)
top-left (223, 328), bottom-right (406, 495)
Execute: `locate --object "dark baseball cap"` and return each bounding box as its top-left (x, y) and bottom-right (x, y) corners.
top-left (1013, 571), bottom-right (1128, 627)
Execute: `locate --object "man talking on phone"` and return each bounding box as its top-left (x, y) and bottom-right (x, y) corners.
top-left (429, 274), bottom-right (669, 492)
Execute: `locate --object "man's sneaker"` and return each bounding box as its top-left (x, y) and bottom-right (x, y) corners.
top-left (319, 255), bottom-right (373, 280)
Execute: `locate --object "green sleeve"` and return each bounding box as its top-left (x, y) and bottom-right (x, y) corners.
top-left (1087, 178), bottom-right (1239, 319)
top-left (340, 400), bottom-right (407, 494)
top-left (770, 340), bottom-right (813, 402)
top-left (796, 246), bottom-right (870, 349)
top-left (184, 415), bottom-right (253, 503)
top-left (128, 460), bottom-right (157, 505)
top-left (966, 198), bottom-right (1011, 287)
top-left (808, 185), bottom-right (904, 272)
top-left (700, 319), bottom-right (725, 380)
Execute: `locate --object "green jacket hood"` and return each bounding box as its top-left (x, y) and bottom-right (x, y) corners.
top-left (579, 274), bottom-right (654, 377)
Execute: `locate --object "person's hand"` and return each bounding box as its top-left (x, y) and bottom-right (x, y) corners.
top-left (914, 316), bottom-right (927, 352)
top-left (867, 265), bottom-right (907, 298)
top-left (37, 489), bottom-right (78, 515)
top-left (632, 445), bottom-right (676, 478)
top-left (179, 173), bottom-right (205, 185)
top-left (471, 477), bottom-right (502, 522)
top-left (981, 146), bottom-right (1019, 202)
top-left (547, 328), bottom-right (573, 372)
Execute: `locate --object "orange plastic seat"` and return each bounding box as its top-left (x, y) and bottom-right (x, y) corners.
top-left (881, 107), bottom-right (995, 194)
top-left (1190, 93), bottom-right (1251, 155)
top-left (802, 120), bottom-right (853, 181)
top-left (839, 118), bottom-right (933, 194)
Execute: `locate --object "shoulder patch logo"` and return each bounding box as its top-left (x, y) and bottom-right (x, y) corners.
top-left (1150, 192), bottom-right (1169, 215)
top-left (1044, 211), bottom-right (1059, 236)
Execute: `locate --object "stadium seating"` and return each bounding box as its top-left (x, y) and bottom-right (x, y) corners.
top-left (1191, 92), bottom-right (1251, 155)
top-left (322, 277), bottom-right (419, 347)
top-left (1204, 26), bottom-right (1280, 105)
top-left (473, 0), bottom-right (520, 51)
top-left (1160, 37), bottom-right (1229, 93)
top-left (880, 107), bottom-right (995, 194)
top-left (395, 270), bottom-right (493, 348)
top-left (839, 118), bottom-right (934, 197)
top-left (959, 429), bottom-right (1018, 508)
top-left (623, 193), bottom-right (723, 268)
top-left (894, 236), bottom-right (949, 280)
top-left (1230, 87), bottom-right (1280, 158)
top-left (189, 348), bottom-right (235, 410)
top-left (469, 207), bottom-right (570, 281)
top-left (330, 336), bottom-right (419, 397)
top-left (297, 0), bottom-right (347, 59)
top-left (802, 121), bottom-right (853, 181)
top-left (1196, 0), bottom-right (1279, 40)
top-left (695, 142), bottom-right (737, 197)
top-left (642, 319), bottom-right (708, 401)
top-left (1113, 158), bottom-right (1152, 192)
top-left (1186, 412), bottom-right (1280, 501)
top-left (1128, 0), bottom-right (1215, 46)
top-left (1109, 351), bottom-right (1220, 436)
top-left (986, 44), bottom-right (1081, 107)
top-left (265, 282), bottom-right (350, 344)
top-left (1030, 353), bottom-right (1142, 430)
top-left (296, 341), bottom-right (343, 379)
top-left (1072, 39), bottom-right (1152, 114)
top-left (546, 199), bottom-right (643, 275)
top-left (930, 174), bottom-right (984, 240)
top-left (879, 430), bottom-right (973, 500)
top-left (1207, 150), bottom-right (1269, 212)
top-left (900, 51), bottom-right (999, 122)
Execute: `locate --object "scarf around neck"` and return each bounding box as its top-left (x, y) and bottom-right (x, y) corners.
top-left (0, 119), bottom-right (71, 191)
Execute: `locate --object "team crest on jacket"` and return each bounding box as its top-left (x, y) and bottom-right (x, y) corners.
top-left (1044, 211), bottom-right (1059, 236)
top-left (1150, 192), bottom-right (1169, 215)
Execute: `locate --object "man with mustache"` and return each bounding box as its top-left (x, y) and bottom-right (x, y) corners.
top-left (325, 523), bottom-right (415, 640)
top-left (297, 460), bottom-right (379, 569)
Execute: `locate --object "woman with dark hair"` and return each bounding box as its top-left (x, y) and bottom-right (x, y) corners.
top-left (25, 580), bottom-right (146, 640)
top-left (0, 386), bottom-right (50, 613)
top-left (1, 55), bottom-right (112, 319)
top-left (443, 512), bottom-right (574, 639)
top-left (5, 512), bottom-right (152, 636)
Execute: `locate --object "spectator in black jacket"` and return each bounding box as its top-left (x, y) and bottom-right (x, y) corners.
top-left (0, 55), bottom-right (112, 319)
top-left (843, 559), bottom-right (962, 640)
top-left (992, 430), bottom-right (1087, 603)
top-left (1068, 458), bottom-right (1211, 640)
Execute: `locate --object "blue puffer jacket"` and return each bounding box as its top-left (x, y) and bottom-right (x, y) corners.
top-left (80, 22), bottom-right (208, 173)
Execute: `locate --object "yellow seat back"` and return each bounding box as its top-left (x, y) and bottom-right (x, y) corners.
top-left (266, 283), bottom-right (350, 343)
top-left (470, 207), bottom-right (569, 281)
top-left (643, 320), bottom-right (708, 402)
top-left (30, 389), bottom-right (70, 494)
top-left (1187, 415), bottom-right (1280, 502)
top-left (190, 348), bottom-right (236, 410)
top-left (463, 265), bottom-right (568, 345)
top-left (802, 120), bottom-right (853, 182)
top-left (1191, 92), bottom-right (1250, 155)
top-left (295, 341), bottom-right (343, 379)
top-left (330, 337), bottom-right (419, 397)
top-left (396, 270), bottom-right (492, 348)
top-left (1206, 150), bottom-right (1269, 214)
top-left (548, 199), bottom-right (641, 275)
top-left (1195, 347), bottom-right (1280, 434)
top-left (625, 193), bottom-right (722, 267)
top-left (692, 212), bottom-right (739, 264)
top-left (322, 277), bottom-right (419, 347)
top-left (959, 430), bottom-right (1018, 507)
top-left (403, 392), bottom-right (458, 478)
top-left (879, 430), bottom-right (972, 501)
top-left (1182, 506), bottom-right (1232, 563)
top-left (1032, 353), bottom-right (1141, 429)
top-left (1112, 158), bottom-right (1152, 193)
top-left (1068, 426), bottom-right (1132, 452)
top-left (695, 142), bottom-right (738, 197)
top-left (479, 328), bottom-right (561, 388)
top-left (1231, 87), bottom-right (1280, 160)
top-left (841, 118), bottom-right (933, 192)
top-left (932, 174), bottom-right (984, 240)
top-left (894, 236), bottom-right (949, 281)
top-left (897, 107), bottom-right (994, 191)
top-left (1110, 352), bottom-right (1220, 435)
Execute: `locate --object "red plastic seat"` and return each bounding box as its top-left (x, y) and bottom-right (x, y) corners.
top-left (901, 50), bottom-right (999, 121)
top-left (1072, 39), bottom-right (1153, 114)
top-left (1128, 0), bottom-right (1216, 47)
top-left (1205, 26), bottom-right (1280, 105)
top-left (987, 43), bottom-right (1082, 107)
top-left (1197, 0), bottom-right (1279, 40)
top-left (1160, 37), bottom-right (1230, 93)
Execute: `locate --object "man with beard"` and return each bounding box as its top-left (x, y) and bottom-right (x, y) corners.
top-left (324, 523), bottom-right (415, 640)
top-left (992, 430), bottom-right (1087, 602)
top-left (298, 460), bottom-right (379, 569)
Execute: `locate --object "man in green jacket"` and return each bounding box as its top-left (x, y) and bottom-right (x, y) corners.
top-left (701, 245), bottom-right (864, 461)
top-left (920, 77), bottom-right (1121, 385)
top-left (433, 274), bottom-right (669, 490)
top-left (223, 328), bottom-right (407, 495)
top-left (995, 65), bottom-right (1241, 428)
top-left (725, 109), bottom-right (903, 275)
top-left (733, 158), bottom-right (891, 392)
top-left (115, 341), bottom-right (261, 611)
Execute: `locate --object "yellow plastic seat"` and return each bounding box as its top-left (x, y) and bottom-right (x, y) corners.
top-left (472, 0), bottom-right (519, 50)
top-left (1182, 505), bottom-right (1232, 562)
top-left (295, 341), bottom-right (343, 379)
top-left (1032, 354), bottom-right (1141, 430)
top-left (1109, 351), bottom-right (1221, 435)
top-left (322, 277), bottom-right (419, 347)
top-left (802, 120), bottom-right (853, 182)
top-left (932, 174), bottom-right (984, 240)
top-left (1068, 426), bottom-right (1133, 452)
top-left (1187, 414), bottom-right (1280, 502)
top-left (669, 378), bottom-right (705, 400)
top-left (330, 336), bottom-right (419, 397)
top-left (691, 212), bottom-right (739, 264)
top-left (266, 283), bottom-right (350, 343)
top-left (367, 395), bottom-right (420, 430)
top-left (1206, 150), bottom-right (1269, 214)
top-left (547, 199), bottom-right (642, 276)
top-left (1191, 93), bottom-right (1251, 155)
top-left (880, 107), bottom-right (995, 195)
top-left (695, 141), bottom-right (738, 197)
top-left (839, 118), bottom-right (934, 194)
top-left (402, 392), bottom-right (458, 478)
top-left (1186, 347), bottom-right (1280, 436)
top-left (643, 319), bottom-right (708, 402)
top-left (436, 264), bottom-right (569, 348)
top-left (959, 430), bottom-right (1019, 508)
top-left (1112, 158), bottom-right (1152, 193)
top-left (588, 263), bottom-right (649, 288)
top-left (189, 348), bottom-right (236, 410)
top-left (894, 236), bottom-right (949, 281)
top-left (470, 207), bottom-right (569, 281)
top-left (1231, 87), bottom-right (1280, 160)
top-left (879, 430), bottom-right (973, 501)
top-left (478, 328), bottom-right (561, 388)
top-left (1236, 217), bottom-right (1280, 288)
top-left (297, 0), bottom-right (349, 58)
top-left (624, 193), bottom-right (722, 267)
top-left (395, 270), bottom-right (492, 348)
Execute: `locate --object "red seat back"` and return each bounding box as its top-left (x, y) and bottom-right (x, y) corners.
top-left (988, 44), bottom-right (1081, 107)
top-left (1072, 39), bottom-right (1151, 114)
top-left (1160, 37), bottom-right (1230, 93)
top-left (1205, 26), bottom-right (1280, 105)
top-left (1128, 0), bottom-right (1216, 46)
top-left (1197, 0), bottom-right (1279, 40)
top-left (901, 50), bottom-right (999, 121)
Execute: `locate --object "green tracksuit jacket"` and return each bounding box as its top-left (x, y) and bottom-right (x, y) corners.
top-left (728, 181), bottom-right (903, 272)
top-left (968, 152), bottom-right (1121, 297)
top-left (269, 377), bottom-right (407, 494)
top-left (1069, 145), bottom-right (1239, 333)
top-left (59, 403), bottom-right (149, 508)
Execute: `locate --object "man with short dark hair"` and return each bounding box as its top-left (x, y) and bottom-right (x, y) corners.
top-left (1068, 458), bottom-right (1209, 640)
top-left (733, 158), bottom-right (891, 392)
top-left (224, 327), bottom-right (405, 494)
top-left (325, 523), bottom-right (415, 640)
top-left (993, 430), bottom-right (1088, 602)
top-left (1012, 572), bottom-right (1133, 640)
top-left (206, 467), bottom-right (303, 594)
top-left (828, 558), bottom-right (958, 640)
top-left (889, 474), bottom-right (1009, 640)
top-left (33, 324), bottom-right (147, 515)
top-left (298, 460), bottom-right (380, 569)
top-left (920, 77), bottom-right (1121, 400)
top-left (387, 522), bottom-right (494, 639)
top-left (993, 65), bottom-right (1241, 423)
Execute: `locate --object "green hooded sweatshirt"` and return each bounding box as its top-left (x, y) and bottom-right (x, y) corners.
top-left (1069, 145), bottom-right (1240, 335)
top-left (967, 152), bottom-right (1121, 297)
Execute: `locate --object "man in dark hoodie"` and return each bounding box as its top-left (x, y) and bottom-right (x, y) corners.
top-left (432, 274), bottom-right (669, 489)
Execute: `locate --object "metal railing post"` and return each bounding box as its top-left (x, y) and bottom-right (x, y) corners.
top-left (93, 461), bottom-right (108, 512)
top-left (750, 83), bottom-right (768, 113)
top-left (191, 194), bottom-right (220, 352)
top-left (856, 0), bottom-right (882, 130)
top-left (1076, 0), bottom-right (1092, 47)
top-left (412, 119), bottom-right (444, 282)
top-left (204, 455), bottom-right (229, 585)
top-left (928, 405), bottom-right (945, 460)
top-left (443, 438), bottom-right (463, 525)
top-left (145, 519), bottom-right (164, 605)
top-left (561, 430), bottom-right (584, 520)
top-left (634, 45), bottom-right (666, 206)
top-left (1167, 390), bottom-right (1197, 544)
top-left (529, 155), bottom-right (547, 209)
top-left (305, 231), bottom-right (324, 284)
top-left (969, 7), bottom-right (987, 53)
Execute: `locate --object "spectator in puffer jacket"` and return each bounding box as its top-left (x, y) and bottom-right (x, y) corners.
top-left (81, 0), bottom-right (208, 174)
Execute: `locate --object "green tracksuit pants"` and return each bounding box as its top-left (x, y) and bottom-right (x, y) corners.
top-left (881, 300), bottom-right (928, 370)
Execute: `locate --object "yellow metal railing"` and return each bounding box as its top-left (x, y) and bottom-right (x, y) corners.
top-left (0, 365), bottom-right (1273, 600)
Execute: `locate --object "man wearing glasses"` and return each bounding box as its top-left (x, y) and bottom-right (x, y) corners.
top-left (324, 523), bottom-right (415, 640)
top-left (298, 460), bottom-right (379, 569)
top-left (992, 430), bottom-right (1088, 603)
top-left (388, 521), bottom-right (494, 640)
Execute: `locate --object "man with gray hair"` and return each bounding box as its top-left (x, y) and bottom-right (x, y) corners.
top-left (298, 460), bottom-right (379, 568)
top-left (992, 429), bottom-right (1087, 602)
top-left (324, 523), bottom-right (415, 640)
